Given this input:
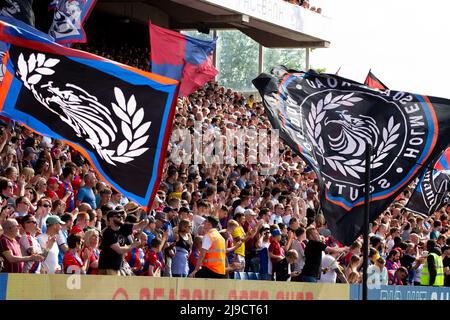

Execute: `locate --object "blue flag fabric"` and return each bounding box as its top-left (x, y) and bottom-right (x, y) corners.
top-left (0, 17), bottom-right (179, 208)
top-left (48, 0), bottom-right (96, 44)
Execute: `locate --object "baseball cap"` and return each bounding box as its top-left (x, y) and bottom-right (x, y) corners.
top-left (306, 188), bottom-right (316, 194)
top-left (47, 177), bottom-right (60, 185)
top-left (46, 215), bottom-right (66, 226)
top-left (163, 206), bottom-right (177, 213)
top-left (272, 229), bottom-right (282, 237)
top-left (261, 224), bottom-right (270, 230)
top-left (229, 172), bottom-right (239, 180)
top-left (148, 216), bottom-right (156, 224)
top-left (39, 139), bottom-right (53, 149)
top-left (106, 208), bottom-right (125, 220)
top-left (154, 211), bottom-right (168, 223)
top-left (178, 206), bottom-right (192, 214)
top-left (244, 209), bottom-right (257, 216)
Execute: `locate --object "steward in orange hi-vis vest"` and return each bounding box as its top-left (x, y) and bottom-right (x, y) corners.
top-left (189, 216), bottom-right (227, 279)
top-left (202, 228), bottom-right (226, 275)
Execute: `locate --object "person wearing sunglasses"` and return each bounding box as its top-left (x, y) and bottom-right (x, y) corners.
top-left (19, 215), bottom-right (44, 273)
top-left (97, 208), bottom-right (148, 275)
top-left (0, 219), bottom-right (43, 273)
top-left (13, 196), bottom-right (32, 219)
top-left (0, 177), bottom-right (15, 202)
top-left (36, 198), bottom-right (53, 234)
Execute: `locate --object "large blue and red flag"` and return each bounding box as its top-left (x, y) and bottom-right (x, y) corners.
top-left (0, 17), bottom-right (179, 208)
top-left (48, 0), bottom-right (96, 45)
top-left (149, 22), bottom-right (218, 97)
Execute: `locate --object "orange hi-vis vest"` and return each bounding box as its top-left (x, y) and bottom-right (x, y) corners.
top-left (202, 228), bottom-right (226, 275)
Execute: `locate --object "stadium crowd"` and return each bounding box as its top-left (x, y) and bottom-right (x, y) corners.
top-left (285, 0), bottom-right (322, 14)
top-left (0, 41), bottom-right (448, 288)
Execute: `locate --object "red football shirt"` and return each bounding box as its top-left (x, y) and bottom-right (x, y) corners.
top-left (0, 235), bottom-right (24, 273)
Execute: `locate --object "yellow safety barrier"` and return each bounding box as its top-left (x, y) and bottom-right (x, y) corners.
top-left (6, 274), bottom-right (349, 300)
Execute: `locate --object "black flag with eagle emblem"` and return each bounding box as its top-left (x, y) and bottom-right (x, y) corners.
top-left (253, 66), bottom-right (450, 245)
top-left (0, 18), bottom-right (179, 209)
top-left (405, 148), bottom-right (450, 216)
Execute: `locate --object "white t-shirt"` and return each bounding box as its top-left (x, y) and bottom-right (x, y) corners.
top-left (19, 233), bottom-right (43, 273)
top-left (234, 206), bottom-right (245, 215)
top-left (318, 253), bottom-right (339, 283)
top-left (414, 264), bottom-right (424, 283)
top-left (367, 264), bottom-right (389, 287)
top-left (291, 239), bottom-right (305, 272)
top-left (202, 232), bottom-right (213, 250)
top-left (37, 233), bottom-right (60, 274)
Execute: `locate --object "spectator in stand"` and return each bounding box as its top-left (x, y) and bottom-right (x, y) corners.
top-left (273, 249), bottom-right (299, 281)
top-left (420, 240), bottom-right (444, 286)
top-left (18, 214), bottom-right (43, 273)
top-left (318, 250), bottom-right (348, 284)
top-left (188, 235), bottom-right (203, 274)
top-left (45, 177), bottom-right (60, 202)
top-left (125, 232), bottom-right (147, 276)
top-left (0, 178), bottom-right (14, 203)
top-left (83, 229), bottom-right (101, 275)
top-left (97, 208), bottom-right (148, 275)
top-left (70, 212), bottom-right (90, 236)
top-left (63, 233), bottom-right (90, 274)
top-left (298, 227), bottom-right (347, 283)
top-left (389, 266), bottom-right (408, 285)
top-left (143, 237), bottom-right (163, 277)
top-left (256, 224), bottom-right (272, 280)
top-left (57, 213), bottom-right (73, 267)
top-left (56, 166), bottom-right (75, 213)
top-left (36, 197), bottom-right (52, 234)
top-left (345, 255), bottom-right (362, 279)
top-left (367, 257), bottom-right (388, 287)
top-left (430, 220), bottom-right (442, 240)
top-left (268, 228), bottom-right (284, 274)
top-left (189, 216), bottom-right (226, 279)
top-left (343, 241), bottom-right (362, 267)
top-left (75, 173), bottom-right (97, 209)
top-left (171, 219), bottom-right (193, 277)
top-left (0, 219), bottom-right (42, 273)
top-left (37, 216), bottom-right (64, 274)
top-left (13, 196), bottom-right (31, 219)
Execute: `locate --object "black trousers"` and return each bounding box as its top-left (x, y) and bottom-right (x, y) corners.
top-left (196, 266), bottom-right (226, 279)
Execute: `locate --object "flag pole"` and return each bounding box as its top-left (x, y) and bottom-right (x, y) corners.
top-left (362, 142), bottom-right (372, 301)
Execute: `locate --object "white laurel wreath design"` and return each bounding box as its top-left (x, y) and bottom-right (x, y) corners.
top-left (16, 52), bottom-right (151, 166)
top-left (305, 92), bottom-right (400, 179)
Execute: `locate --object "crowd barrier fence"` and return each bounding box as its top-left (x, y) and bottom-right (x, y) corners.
top-left (0, 274), bottom-right (349, 300)
top-left (2, 274), bottom-right (450, 300)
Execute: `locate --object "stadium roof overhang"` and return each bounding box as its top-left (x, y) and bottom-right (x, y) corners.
top-left (97, 0), bottom-right (331, 48)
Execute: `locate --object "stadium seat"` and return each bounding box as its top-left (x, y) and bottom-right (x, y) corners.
top-left (239, 272), bottom-right (248, 280)
top-left (247, 272), bottom-right (258, 280)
